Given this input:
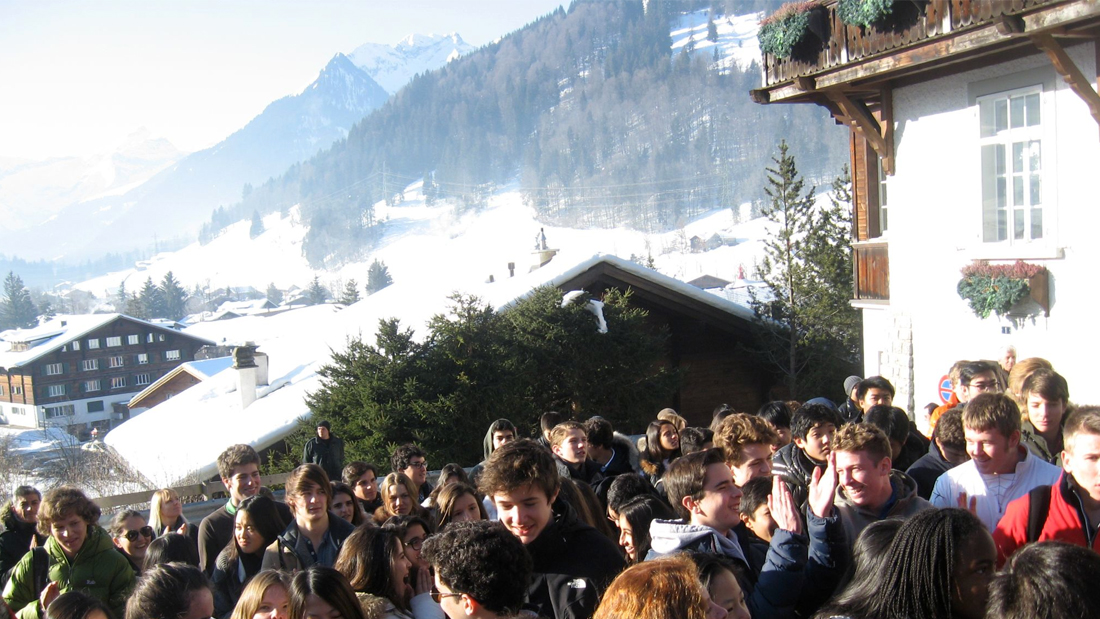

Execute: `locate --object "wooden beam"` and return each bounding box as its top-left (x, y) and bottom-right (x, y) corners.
top-left (794, 76), bottom-right (816, 92)
top-left (827, 90), bottom-right (894, 173)
top-left (1030, 33), bottom-right (1100, 130)
top-left (997, 14), bottom-right (1026, 36)
top-left (880, 87), bottom-right (894, 176)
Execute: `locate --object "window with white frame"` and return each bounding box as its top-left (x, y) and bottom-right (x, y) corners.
top-left (72, 340), bottom-right (80, 351)
top-left (84, 380), bottom-right (101, 392)
top-left (877, 157), bottom-right (888, 234)
top-left (128, 334), bottom-right (139, 345)
top-left (45, 405), bottom-right (74, 418)
top-left (136, 353), bottom-right (149, 365)
top-left (106, 336), bottom-right (122, 347)
top-left (45, 363), bottom-right (63, 376)
top-left (109, 356), bottom-right (124, 368)
top-left (135, 373), bottom-right (151, 386)
top-left (12, 385), bottom-right (22, 395)
top-left (47, 384), bottom-right (66, 397)
top-left (165, 350), bottom-right (181, 361)
top-left (110, 376), bottom-right (126, 389)
top-left (979, 85), bottom-right (1044, 244)
top-left (87, 338), bottom-right (100, 349)
top-left (82, 359), bottom-right (99, 371)
top-left (147, 333), bottom-right (154, 343)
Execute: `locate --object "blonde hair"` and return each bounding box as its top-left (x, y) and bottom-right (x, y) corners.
top-left (379, 472), bottom-right (418, 518)
top-left (1007, 357), bottom-right (1053, 405)
top-left (594, 555), bottom-right (710, 619)
top-left (149, 488), bottom-right (186, 536)
top-left (657, 409), bottom-right (686, 432)
top-left (231, 570), bottom-right (291, 619)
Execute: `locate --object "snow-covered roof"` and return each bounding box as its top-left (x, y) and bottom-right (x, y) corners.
top-left (104, 252), bottom-right (757, 486)
top-left (0, 314), bottom-right (213, 369)
top-left (127, 356), bottom-right (235, 409)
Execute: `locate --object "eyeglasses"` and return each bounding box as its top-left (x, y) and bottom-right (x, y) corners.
top-left (407, 461), bottom-right (427, 469)
top-left (969, 381), bottom-right (998, 391)
top-left (405, 535), bottom-right (427, 551)
top-left (123, 526), bottom-right (154, 542)
top-left (430, 588), bottom-right (463, 604)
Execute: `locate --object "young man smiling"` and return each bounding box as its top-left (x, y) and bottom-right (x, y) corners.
top-left (392, 444), bottom-right (433, 504)
top-left (931, 393), bottom-right (1061, 531)
top-left (478, 439), bottom-right (622, 619)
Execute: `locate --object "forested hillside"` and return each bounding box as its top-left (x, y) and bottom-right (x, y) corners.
top-left (227, 0), bottom-right (847, 267)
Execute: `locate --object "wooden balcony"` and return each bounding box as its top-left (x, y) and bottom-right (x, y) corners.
top-left (853, 240), bottom-right (889, 302)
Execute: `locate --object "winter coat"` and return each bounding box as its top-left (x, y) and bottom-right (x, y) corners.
top-left (2, 525), bottom-right (134, 619)
top-left (905, 440), bottom-right (955, 500)
top-left (1020, 418), bottom-right (1063, 466)
top-left (772, 443), bottom-right (823, 510)
top-left (302, 435), bottom-right (345, 481)
top-left (993, 472), bottom-right (1100, 566)
top-left (0, 511), bottom-right (45, 587)
top-left (931, 446), bottom-right (1062, 531)
top-left (198, 500), bottom-right (292, 576)
top-left (837, 398), bottom-right (862, 424)
top-left (554, 456), bottom-right (604, 486)
top-left (647, 519), bottom-right (807, 619)
top-left (261, 514), bottom-right (356, 571)
top-left (211, 546), bottom-right (264, 619)
top-left (524, 498), bottom-right (625, 619)
top-left (892, 426), bottom-right (932, 472)
top-left (835, 470), bottom-right (933, 545)
top-left (598, 434), bottom-right (640, 478)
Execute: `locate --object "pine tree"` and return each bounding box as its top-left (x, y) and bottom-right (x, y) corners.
top-left (138, 277), bottom-right (165, 319)
top-left (749, 144), bottom-right (861, 399)
top-left (707, 16), bottom-right (719, 42)
top-left (38, 298), bottom-right (55, 321)
top-left (126, 293), bottom-right (145, 319)
top-left (306, 276), bottom-right (327, 305)
top-left (365, 260), bottom-right (393, 294)
top-left (339, 280), bottom-right (361, 305)
top-left (115, 281), bottom-right (128, 313)
top-left (160, 272), bottom-right (187, 320)
top-left (249, 210), bottom-right (264, 239)
top-left (0, 272), bottom-right (39, 330)
top-left (266, 283), bottom-right (284, 306)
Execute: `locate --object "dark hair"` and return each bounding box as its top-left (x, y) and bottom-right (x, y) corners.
top-left (644, 420), bottom-right (680, 464)
top-left (478, 438), bottom-right (560, 502)
top-left (45, 591), bottom-right (111, 619)
top-left (987, 541), bottom-right (1100, 619)
top-left (618, 496), bottom-right (675, 564)
top-left (933, 408), bottom-right (966, 451)
top-left (679, 427), bottom-right (713, 455)
top-left (1021, 368), bottom-right (1069, 404)
top-left (687, 552), bottom-right (748, 606)
top-left (864, 406), bottom-right (910, 444)
top-left (334, 524), bottom-right (408, 611)
top-left (125, 562), bottom-right (211, 619)
top-left (758, 401), bottom-right (793, 430)
top-left (384, 514), bottom-right (435, 541)
top-left (790, 403), bottom-right (843, 441)
top-left (857, 376), bottom-right (896, 401)
top-left (540, 411), bottom-right (563, 434)
top-left (109, 509), bottom-right (145, 540)
top-left (216, 444), bottom-right (260, 480)
top-left (557, 477), bottom-right (616, 540)
top-left (737, 476), bottom-right (772, 518)
top-left (342, 461), bottom-right (378, 487)
top-left (607, 474), bottom-right (656, 515)
top-left (13, 485), bottom-right (41, 501)
top-left (663, 449), bottom-right (725, 520)
top-left (709, 405), bottom-right (735, 433)
top-left (421, 520), bottom-right (532, 614)
top-left (439, 463), bottom-right (471, 486)
top-left (833, 518), bottom-right (903, 596)
top-left (289, 566), bottom-right (367, 619)
top-left (331, 481), bottom-right (365, 526)
top-left (223, 494), bottom-right (288, 565)
top-left (143, 533), bottom-right (200, 570)
top-left (390, 444), bottom-right (426, 474)
top-left (286, 464), bottom-right (333, 515)
top-left (585, 417), bottom-right (615, 449)
top-left (815, 508), bottom-right (986, 619)
top-left (959, 361), bottom-right (998, 386)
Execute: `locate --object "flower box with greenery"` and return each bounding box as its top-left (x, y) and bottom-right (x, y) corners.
top-left (759, 1), bottom-right (826, 60)
top-left (836, 0), bottom-right (895, 28)
top-left (956, 260), bottom-right (1049, 319)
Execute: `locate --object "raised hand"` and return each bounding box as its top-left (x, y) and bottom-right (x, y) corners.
top-left (40, 581), bottom-right (60, 613)
top-left (414, 564), bottom-right (432, 596)
top-left (768, 474), bottom-right (803, 536)
top-left (957, 492), bottom-right (978, 515)
top-left (807, 452), bottom-right (838, 519)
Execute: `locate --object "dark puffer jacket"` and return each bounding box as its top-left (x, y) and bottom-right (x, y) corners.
top-left (772, 442), bottom-right (823, 510)
top-left (0, 510), bottom-right (45, 587)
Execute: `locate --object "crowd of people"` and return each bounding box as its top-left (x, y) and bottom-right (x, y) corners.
top-left (2, 351), bottom-right (1099, 619)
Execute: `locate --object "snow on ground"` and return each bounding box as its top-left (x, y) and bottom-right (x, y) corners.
top-left (671, 9), bottom-right (762, 72)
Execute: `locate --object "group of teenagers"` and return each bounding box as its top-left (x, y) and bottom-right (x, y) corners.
top-left (1, 350), bottom-right (1099, 619)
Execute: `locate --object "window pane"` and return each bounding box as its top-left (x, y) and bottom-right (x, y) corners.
top-left (980, 99), bottom-right (996, 137)
top-left (1030, 173), bottom-right (1041, 206)
top-left (981, 145), bottom-right (1002, 242)
top-left (1010, 95), bottom-right (1025, 128)
top-left (1013, 176), bottom-right (1024, 206)
top-left (998, 210), bottom-right (1007, 241)
top-left (1026, 93), bottom-right (1040, 126)
top-left (997, 177), bottom-right (1006, 208)
top-left (1014, 209), bottom-right (1025, 239)
top-left (1031, 208), bottom-right (1043, 239)
top-left (1012, 142), bottom-right (1024, 174)
top-left (1028, 140), bottom-right (1041, 173)
top-left (995, 99), bottom-right (1007, 133)
top-left (995, 144), bottom-right (1005, 175)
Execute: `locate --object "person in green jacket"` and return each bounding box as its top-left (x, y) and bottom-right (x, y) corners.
top-left (1, 487), bottom-right (134, 619)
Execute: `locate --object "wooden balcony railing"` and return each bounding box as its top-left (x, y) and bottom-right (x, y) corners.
top-left (853, 240), bottom-right (889, 301)
top-left (762, 0), bottom-right (1060, 87)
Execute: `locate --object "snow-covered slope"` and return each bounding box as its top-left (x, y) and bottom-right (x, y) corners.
top-left (348, 33), bottom-right (474, 94)
top-left (671, 9), bottom-right (762, 72)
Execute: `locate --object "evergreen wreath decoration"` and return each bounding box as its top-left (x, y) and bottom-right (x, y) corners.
top-left (956, 260), bottom-right (1046, 319)
top-left (837, 0), bottom-right (895, 28)
top-left (759, 1), bottom-right (822, 59)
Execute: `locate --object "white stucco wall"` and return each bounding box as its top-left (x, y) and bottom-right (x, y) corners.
top-left (863, 41), bottom-right (1100, 409)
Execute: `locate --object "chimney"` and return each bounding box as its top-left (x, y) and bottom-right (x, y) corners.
top-left (233, 342), bottom-right (260, 409)
top-left (508, 262), bottom-right (515, 278)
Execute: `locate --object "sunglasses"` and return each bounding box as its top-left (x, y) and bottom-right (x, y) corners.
top-left (429, 589), bottom-right (462, 604)
top-left (123, 526), bottom-right (154, 542)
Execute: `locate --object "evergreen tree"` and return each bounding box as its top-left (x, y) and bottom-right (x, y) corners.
top-left (126, 293), bottom-right (145, 319)
top-left (160, 272), bottom-right (187, 320)
top-left (266, 282), bottom-right (284, 306)
top-left (38, 298), bottom-right (55, 321)
top-left (0, 272), bottom-right (38, 330)
top-left (249, 210), bottom-right (264, 239)
top-left (749, 143), bottom-right (860, 399)
top-left (707, 16), bottom-right (719, 42)
top-left (339, 280), bottom-right (361, 305)
top-left (365, 260), bottom-right (393, 294)
top-left (138, 277), bottom-right (165, 319)
top-left (115, 281), bottom-right (128, 313)
top-left (306, 276), bottom-right (327, 305)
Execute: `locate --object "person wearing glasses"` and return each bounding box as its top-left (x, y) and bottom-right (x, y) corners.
top-left (109, 510), bottom-right (153, 574)
top-left (391, 445), bottom-right (433, 505)
top-left (199, 445), bottom-right (292, 577)
top-left (2, 486), bottom-right (134, 619)
top-left (420, 520), bottom-right (531, 619)
top-left (333, 524), bottom-right (444, 619)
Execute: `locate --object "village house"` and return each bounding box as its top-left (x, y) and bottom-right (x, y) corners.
top-left (752, 0), bottom-right (1100, 415)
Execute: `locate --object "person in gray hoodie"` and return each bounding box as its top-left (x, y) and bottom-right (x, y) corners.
top-left (468, 419), bottom-right (517, 484)
top-left (832, 423), bottom-right (933, 547)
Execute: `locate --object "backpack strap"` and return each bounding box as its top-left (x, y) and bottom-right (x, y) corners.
top-left (31, 546), bottom-right (49, 600)
top-left (1026, 485), bottom-right (1053, 543)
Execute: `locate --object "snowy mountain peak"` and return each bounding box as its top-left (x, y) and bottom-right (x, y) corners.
top-left (348, 33), bottom-right (475, 94)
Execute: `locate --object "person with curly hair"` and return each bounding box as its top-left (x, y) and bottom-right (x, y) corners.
top-left (420, 520), bottom-right (531, 619)
top-left (391, 445), bottom-right (432, 504)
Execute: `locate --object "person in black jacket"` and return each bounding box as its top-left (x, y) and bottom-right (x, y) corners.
top-left (906, 408), bottom-right (969, 500)
top-left (302, 421), bottom-right (344, 482)
top-left (584, 417), bottom-right (637, 478)
top-left (551, 421), bottom-right (604, 486)
top-left (479, 439), bottom-right (624, 619)
top-left (210, 495), bottom-right (286, 618)
top-left (838, 376), bottom-right (863, 424)
top-left (864, 405), bottom-right (931, 472)
top-left (773, 404), bottom-right (843, 510)
top-left (0, 486), bottom-right (44, 587)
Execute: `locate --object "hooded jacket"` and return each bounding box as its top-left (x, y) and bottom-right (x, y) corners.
top-left (2, 525), bottom-right (134, 619)
top-left (524, 497), bottom-right (624, 619)
top-left (597, 433), bottom-right (640, 477)
top-left (835, 470), bottom-right (933, 544)
top-left (905, 440), bottom-right (955, 500)
top-left (0, 509), bottom-right (45, 587)
top-left (260, 513), bottom-right (356, 572)
top-left (1020, 418), bottom-right (1063, 466)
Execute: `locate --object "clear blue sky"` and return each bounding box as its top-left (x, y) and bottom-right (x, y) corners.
top-left (0, 0), bottom-right (564, 160)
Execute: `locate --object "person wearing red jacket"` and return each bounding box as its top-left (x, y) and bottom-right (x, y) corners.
top-left (993, 405), bottom-right (1100, 566)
